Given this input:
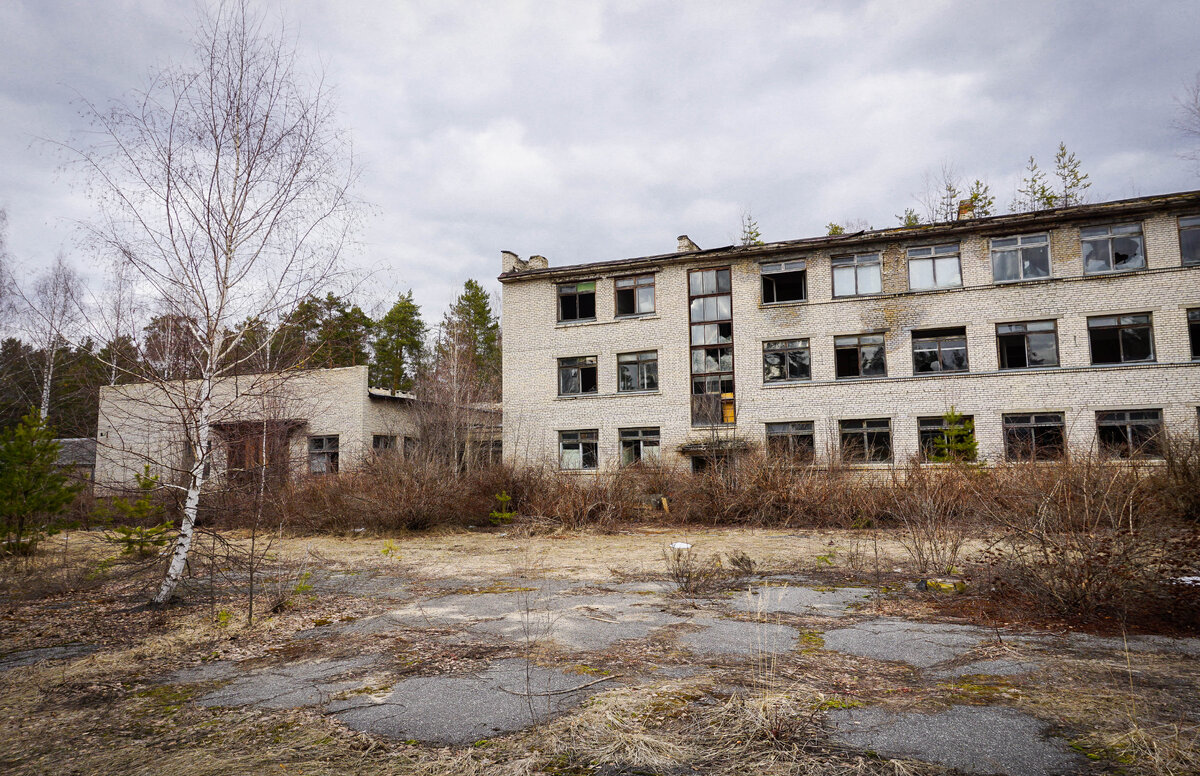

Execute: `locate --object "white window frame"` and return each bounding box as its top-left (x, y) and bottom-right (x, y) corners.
top-left (831, 252), bottom-right (882, 297)
top-left (990, 233), bottom-right (1050, 283)
top-left (907, 243), bottom-right (962, 291)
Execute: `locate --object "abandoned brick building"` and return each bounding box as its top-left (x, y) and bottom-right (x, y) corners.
top-left (499, 190), bottom-right (1200, 471)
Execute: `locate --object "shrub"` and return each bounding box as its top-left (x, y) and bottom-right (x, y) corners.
top-left (0, 409), bottom-right (81, 555)
top-left (886, 461), bottom-right (976, 575)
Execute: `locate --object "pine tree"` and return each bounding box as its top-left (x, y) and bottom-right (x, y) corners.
top-left (371, 290), bottom-right (427, 393)
top-left (896, 208), bottom-right (922, 227)
top-left (277, 293), bottom-right (374, 369)
top-left (740, 212), bottom-right (764, 246)
top-left (436, 280), bottom-right (500, 399)
top-left (0, 408), bottom-right (81, 554)
top-left (967, 180), bottom-right (995, 217)
top-left (937, 180), bottom-right (961, 222)
top-left (1012, 156), bottom-right (1057, 212)
top-left (826, 222), bottom-right (846, 236)
top-left (929, 407), bottom-right (978, 463)
top-left (1053, 142), bottom-right (1091, 207)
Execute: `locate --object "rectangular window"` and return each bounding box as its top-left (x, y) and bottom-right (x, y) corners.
top-left (911, 327), bottom-right (968, 373)
top-left (617, 351), bottom-right (658, 392)
top-left (907, 244), bottom-right (962, 290)
top-left (997, 320), bottom-right (1059, 369)
top-left (918, 415), bottom-right (976, 462)
top-left (615, 274), bottom-right (655, 316)
top-left (763, 339), bottom-right (811, 383)
top-left (619, 427), bottom-right (660, 466)
top-left (689, 267), bottom-right (735, 425)
top-left (308, 435), bottom-right (339, 475)
top-left (991, 233), bottom-right (1050, 282)
top-left (558, 356), bottom-right (598, 395)
top-left (834, 334), bottom-right (886, 378)
top-left (1180, 215), bottom-right (1200, 266)
top-left (766, 421), bottom-right (815, 462)
top-left (372, 434), bottom-right (398, 453)
top-left (1097, 410), bottom-right (1163, 459)
top-left (1081, 223), bottom-right (1145, 274)
top-left (557, 281), bottom-right (596, 321)
top-left (761, 259), bottom-right (807, 303)
top-left (1087, 314), bottom-right (1154, 364)
top-left (839, 418), bottom-right (892, 463)
top-left (559, 430), bottom-right (598, 470)
top-left (1003, 413), bottom-right (1065, 461)
top-left (1190, 309), bottom-right (1200, 360)
top-left (831, 252), bottom-right (882, 297)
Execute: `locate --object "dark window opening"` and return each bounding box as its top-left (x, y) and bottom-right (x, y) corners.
top-left (308, 435), bottom-right (339, 475)
top-left (1087, 314), bottom-right (1154, 365)
top-left (372, 434), bottom-right (398, 452)
top-left (1003, 414), bottom-right (1064, 461)
top-left (1190, 309), bottom-right (1200, 360)
top-left (761, 260), bottom-right (807, 303)
top-left (839, 418), bottom-right (892, 463)
top-left (558, 356), bottom-right (598, 395)
top-left (912, 327), bottom-right (968, 373)
top-left (559, 430), bottom-right (598, 470)
top-left (1097, 410), bottom-right (1163, 459)
top-left (918, 415), bottom-right (977, 462)
top-left (997, 320), bottom-right (1059, 369)
top-left (558, 281), bottom-right (596, 321)
top-left (1181, 215), bottom-right (1200, 266)
top-left (615, 274), bottom-right (655, 316)
top-left (619, 427), bottom-right (660, 466)
top-left (763, 339), bottom-right (810, 382)
top-left (766, 421), bottom-right (815, 462)
top-left (617, 351), bottom-right (658, 392)
top-left (834, 334), bottom-right (886, 379)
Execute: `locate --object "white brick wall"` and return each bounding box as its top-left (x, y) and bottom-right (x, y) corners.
top-left (501, 202), bottom-right (1200, 469)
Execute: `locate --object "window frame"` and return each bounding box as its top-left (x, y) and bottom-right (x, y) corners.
top-left (308, 434), bottom-right (340, 475)
top-left (617, 350), bottom-right (659, 392)
top-left (557, 355), bottom-right (599, 396)
top-left (1080, 223), bottom-right (1146, 275)
top-left (559, 429), bottom-right (599, 471)
top-left (1002, 413), bottom-right (1065, 461)
top-left (760, 259), bottom-right (808, 304)
top-left (834, 333), bottom-right (887, 379)
top-left (911, 327), bottom-right (969, 374)
top-left (689, 267), bottom-right (736, 426)
top-left (614, 274), bottom-right (656, 317)
top-left (990, 232), bottom-right (1051, 283)
top-left (839, 418), bottom-right (892, 463)
top-left (765, 421), bottom-right (815, 462)
top-left (619, 427), bottom-right (660, 466)
top-left (557, 280), bottom-right (597, 322)
top-left (907, 243), bottom-right (963, 291)
top-left (1189, 308), bottom-right (1200, 361)
top-left (1086, 313), bottom-right (1155, 365)
top-left (918, 415), bottom-right (977, 462)
top-left (1096, 409), bottom-right (1164, 459)
top-left (372, 434), bottom-right (398, 454)
top-left (1181, 215), bottom-right (1200, 267)
top-left (762, 339), bottom-right (811, 383)
top-left (831, 252), bottom-right (882, 298)
top-left (996, 320), bottom-right (1060, 370)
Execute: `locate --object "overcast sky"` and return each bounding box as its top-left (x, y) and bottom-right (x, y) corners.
top-left (2, 0), bottom-right (1198, 323)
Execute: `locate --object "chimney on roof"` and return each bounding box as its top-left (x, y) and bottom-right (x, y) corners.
top-left (528, 255), bottom-right (548, 269)
top-left (956, 200), bottom-right (975, 220)
top-left (501, 251), bottom-right (550, 273)
top-left (677, 235), bottom-right (700, 252)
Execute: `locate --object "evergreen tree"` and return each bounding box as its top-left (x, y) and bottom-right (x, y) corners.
top-left (371, 290), bottom-right (427, 393)
top-left (0, 408), bottom-right (81, 554)
top-left (1011, 156), bottom-right (1057, 213)
top-left (929, 407), bottom-right (978, 463)
top-left (277, 293), bottom-right (374, 369)
top-left (937, 180), bottom-right (962, 222)
top-left (896, 208), bottom-right (922, 227)
top-left (1053, 142), bottom-right (1091, 207)
top-left (826, 222), bottom-right (846, 236)
top-left (967, 180), bottom-right (995, 217)
top-left (740, 212), bottom-right (764, 246)
top-left (436, 280), bottom-right (500, 399)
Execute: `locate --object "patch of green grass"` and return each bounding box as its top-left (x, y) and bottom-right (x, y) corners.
top-left (134, 684), bottom-right (198, 715)
top-left (813, 696), bottom-right (863, 710)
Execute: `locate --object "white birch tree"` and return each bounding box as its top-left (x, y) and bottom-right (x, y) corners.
top-left (70, 0), bottom-right (358, 604)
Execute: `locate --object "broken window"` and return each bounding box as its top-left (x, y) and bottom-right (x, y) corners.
top-left (918, 415), bottom-right (976, 462)
top-left (911, 327), bottom-right (968, 373)
top-left (689, 268), bottom-right (735, 425)
top-left (766, 421), bottom-right (815, 462)
top-left (557, 281), bottom-right (596, 321)
top-left (619, 427), bottom-right (660, 466)
top-left (617, 351), bottom-right (658, 392)
top-left (372, 434), bottom-right (398, 453)
top-left (558, 356), bottom-right (598, 395)
top-left (1181, 215), bottom-right (1200, 266)
top-left (1190, 309), bottom-right (1200, 360)
top-left (991, 233), bottom-right (1050, 282)
top-left (761, 259), bottom-right (807, 303)
top-left (907, 243), bottom-right (962, 290)
top-left (997, 320), bottom-right (1059, 369)
top-left (559, 430), bottom-right (598, 470)
top-left (1003, 414), bottom-right (1064, 461)
top-left (1087, 314), bottom-right (1154, 364)
top-left (615, 274), bottom-right (655, 316)
top-left (308, 435), bottom-right (339, 475)
top-left (834, 334), bottom-right (887, 379)
top-left (1097, 410), bottom-right (1163, 459)
top-left (831, 252), bottom-right (881, 297)
top-left (763, 339), bottom-right (810, 382)
top-left (839, 418), bottom-right (892, 463)
top-left (1081, 223), bottom-right (1145, 274)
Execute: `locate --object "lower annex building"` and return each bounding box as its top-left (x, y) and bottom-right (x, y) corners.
top-left (498, 191), bottom-right (1200, 471)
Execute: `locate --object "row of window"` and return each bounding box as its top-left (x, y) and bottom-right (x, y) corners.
top-left (558, 409), bottom-right (1173, 470)
top-left (558, 309), bottom-right (1200, 396)
top-left (556, 217), bottom-right (1200, 323)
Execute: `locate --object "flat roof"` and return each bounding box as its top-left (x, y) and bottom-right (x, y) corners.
top-left (498, 189), bottom-right (1200, 283)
